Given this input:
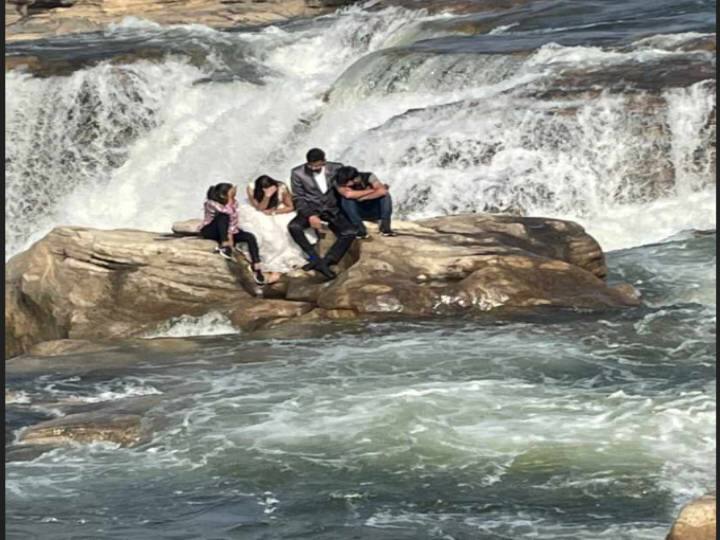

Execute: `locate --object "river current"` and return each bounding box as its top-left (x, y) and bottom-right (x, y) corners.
top-left (4, 0), bottom-right (716, 538)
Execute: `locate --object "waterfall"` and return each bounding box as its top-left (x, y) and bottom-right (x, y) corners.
top-left (5, 7), bottom-right (716, 256)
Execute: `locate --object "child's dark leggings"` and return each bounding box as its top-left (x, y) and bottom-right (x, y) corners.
top-left (200, 213), bottom-right (260, 265)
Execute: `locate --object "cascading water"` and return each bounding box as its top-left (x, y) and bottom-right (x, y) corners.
top-left (5, 1), bottom-right (716, 539)
top-left (5, 5), bottom-right (715, 256)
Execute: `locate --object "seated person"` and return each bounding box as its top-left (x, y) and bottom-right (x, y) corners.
top-left (199, 182), bottom-right (266, 285)
top-left (335, 166), bottom-right (396, 238)
top-left (288, 148), bottom-right (356, 280)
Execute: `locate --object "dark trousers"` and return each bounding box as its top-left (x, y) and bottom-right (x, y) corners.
top-left (340, 194), bottom-right (392, 234)
top-left (288, 210), bottom-right (356, 265)
top-left (200, 213), bottom-right (260, 264)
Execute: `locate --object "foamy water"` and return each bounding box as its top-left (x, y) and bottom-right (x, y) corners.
top-left (5, 5), bottom-right (716, 256)
top-left (5, 234), bottom-right (717, 538)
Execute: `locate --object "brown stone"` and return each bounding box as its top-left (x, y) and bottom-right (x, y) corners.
top-left (228, 298), bottom-right (314, 331)
top-left (5, 214), bottom-right (640, 359)
top-left (5, 227), bottom-right (256, 358)
top-left (19, 412), bottom-right (146, 447)
top-left (667, 493), bottom-right (717, 540)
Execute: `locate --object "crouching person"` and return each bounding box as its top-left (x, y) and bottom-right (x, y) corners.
top-left (200, 182), bottom-right (266, 285)
top-left (335, 166), bottom-right (396, 238)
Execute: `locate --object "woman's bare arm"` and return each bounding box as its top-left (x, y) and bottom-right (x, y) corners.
top-left (272, 187), bottom-right (295, 214)
top-left (248, 186), bottom-right (273, 211)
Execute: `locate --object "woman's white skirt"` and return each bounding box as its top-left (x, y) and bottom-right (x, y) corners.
top-left (238, 207), bottom-right (317, 273)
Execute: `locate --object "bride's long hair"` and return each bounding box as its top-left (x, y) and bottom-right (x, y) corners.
top-left (253, 175), bottom-right (282, 209)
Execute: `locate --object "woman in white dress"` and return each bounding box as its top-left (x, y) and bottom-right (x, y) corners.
top-left (238, 175), bottom-right (316, 283)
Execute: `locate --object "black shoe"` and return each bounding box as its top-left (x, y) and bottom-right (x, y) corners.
top-left (215, 246), bottom-right (233, 260)
top-left (380, 220), bottom-right (396, 237)
top-left (302, 259), bottom-right (318, 272)
top-left (252, 268), bottom-right (266, 285)
top-left (314, 259), bottom-right (337, 280)
top-left (356, 231), bottom-right (370, 239)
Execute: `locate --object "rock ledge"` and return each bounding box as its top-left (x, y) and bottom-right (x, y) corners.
top-left (5, 213), bottom-right (641, 359)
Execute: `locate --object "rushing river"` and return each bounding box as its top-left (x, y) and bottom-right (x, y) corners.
top-left (4, 0), bottom-right (716, 538)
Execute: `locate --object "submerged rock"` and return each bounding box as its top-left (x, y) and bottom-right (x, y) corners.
top-left (19, 412), bottom-right (146, 447)
top-left (4, 214), bottom-right (640, 359)
top-left (14, 394), bottom-right (163, 453)
top-left (28, 339), bottom-right (119, 357)
top-left (667, 493), bottom-right (717, 540)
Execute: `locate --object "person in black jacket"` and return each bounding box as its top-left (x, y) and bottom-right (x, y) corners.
top-left (287, 148), bottom-right (357, 280)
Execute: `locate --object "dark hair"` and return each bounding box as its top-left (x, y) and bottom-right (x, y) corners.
top-left (306, 148), bottom-right (326, 163)
top-left (253, 175), bottom-right (281, 209)
top-left (335, 166), bottom-right (359, 187)
top-left (207, 182), bottom-right (234, 204)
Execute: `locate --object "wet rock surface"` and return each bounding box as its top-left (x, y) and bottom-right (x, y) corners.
top-left (5, 214), bottom-right (640, 359)
top-left (666, 493), bottom-right (717, 540)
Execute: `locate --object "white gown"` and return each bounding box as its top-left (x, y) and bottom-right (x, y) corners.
top-left (237, 182), bottom-right (317, 273)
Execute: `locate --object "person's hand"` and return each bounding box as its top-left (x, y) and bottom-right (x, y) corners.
top-left (308, 215), bottom-right (323, 229)
top-left (263, 185), bottom-right (278, 198)
top-left (263, 209), bottom-right (276, 216)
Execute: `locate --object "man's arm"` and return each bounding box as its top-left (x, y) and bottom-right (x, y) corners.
top-left (290, 170), bottom-right (314, 219)
top-left (337, 186), bottom-right (375, 200)
top-left (357, 174), bottom-right (389, 201)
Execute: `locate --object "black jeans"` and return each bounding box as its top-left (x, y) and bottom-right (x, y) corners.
top-left (288, 209), bottom-right (356, 265)
top-left (340, 194), bottom-right (393, 234)
top-left (200, 213), bottom-right (260, 265)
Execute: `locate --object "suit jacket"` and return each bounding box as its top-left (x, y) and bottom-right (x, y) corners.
top-left (290, 161), bottom-right (344, 218)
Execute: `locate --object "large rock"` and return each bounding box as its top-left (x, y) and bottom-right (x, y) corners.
top-left (5, 214), bottom-right (640, 359)
top-left (6, 0), bottom-right (360, 43)
top-left (16, 394), bottom-right (163, 447)
top-left (667, 493), bottom-right (717, 540)
top-left (311, 216), bottom-right (637, 316)
top-left (5, 227), bottom-right (256, 357)
top-left (19, 412), bottom-right (146, 447)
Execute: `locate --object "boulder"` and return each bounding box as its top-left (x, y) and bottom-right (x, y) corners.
top-left (312, 216), bottom-right (637, 316)
top-left (5, 227), bottom-right (256, 358)
top-left (16, 393), bottom-right (163, 448)
top-left (19, 411), bottom-right (146, 447)
top-left (667, 493), bottom-right (717, 540)
top-left (228, 298), bottom-right (315, 331)
top-left (172, 219), bottom-right (203, 236)
top-left (5, 214), bottom-right (641, 359)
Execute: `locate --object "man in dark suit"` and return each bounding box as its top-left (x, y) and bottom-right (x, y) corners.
top-left (287, 148), bottom-right (357, 280)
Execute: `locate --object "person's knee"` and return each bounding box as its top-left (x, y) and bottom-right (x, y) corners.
top-left (288, 220), bottom-right (303, 233)
top-left (340, 198), bottom-right (358, 212)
